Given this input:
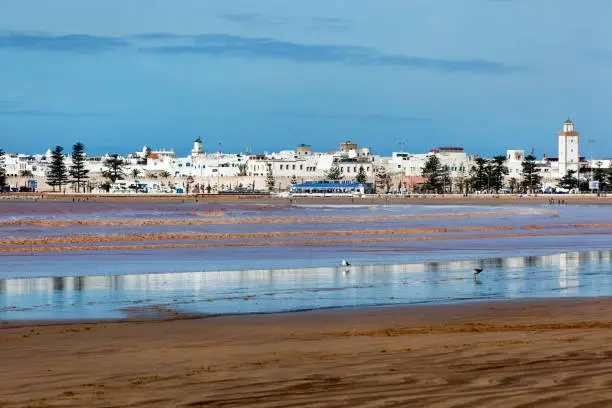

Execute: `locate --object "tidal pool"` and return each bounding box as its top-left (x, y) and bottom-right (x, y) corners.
top-left (2, 250), bottom-right (611, 321)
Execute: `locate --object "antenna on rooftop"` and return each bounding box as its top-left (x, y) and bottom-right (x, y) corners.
top-left (530, 147), bottom-right (535, 156)
top-left (398, 141), bottom-right (406, 153)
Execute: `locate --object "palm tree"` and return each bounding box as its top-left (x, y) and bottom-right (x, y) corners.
top-left (131, 168), bottom-right (141, 179)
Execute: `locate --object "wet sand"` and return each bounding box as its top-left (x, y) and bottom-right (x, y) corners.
top-left (0, 209), bottom-right (541, 227)
top-left (3, 228), bottom-right (612, 254)
top-left (2, 298), bottom-right (612, 407)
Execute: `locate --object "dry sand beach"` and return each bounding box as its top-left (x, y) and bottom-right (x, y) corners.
top-left (3, 299), bottom-right (612, 407)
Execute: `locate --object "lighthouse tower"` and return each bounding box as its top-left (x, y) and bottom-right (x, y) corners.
top-left (558, 118), bottom-right (579, 178)
top-left (192, 137), bottom-right (205, 156)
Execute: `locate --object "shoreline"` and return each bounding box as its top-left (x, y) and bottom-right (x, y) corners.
top-left (1, 295), bottom-right (608, 329)
top-left (3, 297), bottom-right (612, 407)
top-left (2, 192), bottom-right (612, 205)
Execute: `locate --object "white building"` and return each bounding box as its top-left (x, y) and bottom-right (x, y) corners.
top-left (3, 118), bottom-right (609, 194)
top-left (558, 118), bottom-right (580, 178)
top-left (505, 150), bottom-right (525, 179)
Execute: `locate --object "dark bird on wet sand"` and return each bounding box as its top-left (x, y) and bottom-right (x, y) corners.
top-left (342, 259), bottom-right (351, 267)
top-left (473, 268), bottom-right (483, 275)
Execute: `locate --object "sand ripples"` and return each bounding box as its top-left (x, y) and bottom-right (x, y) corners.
top-left (5, 299), bottom-right (612, 407)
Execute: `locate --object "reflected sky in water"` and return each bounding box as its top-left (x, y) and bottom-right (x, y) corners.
top-left (2, 250), bottom-right (612, 321)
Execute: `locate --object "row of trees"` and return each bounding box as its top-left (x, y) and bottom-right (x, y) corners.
top-left (45, 144), bottom-right (179, 193)
top-left (592, 164), bottom-right (612, 192)
top-left (45, 144), bottom-right (130, 192)
top-left (46, 143), bottom-right (90, 192)
top-left (420, 154), bottom-right (541, 194)
top-left (558, 165), bottom-right (612, 192)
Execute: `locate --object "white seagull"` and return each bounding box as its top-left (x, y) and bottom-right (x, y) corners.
top-left (342, 259), bottom-right (351, 267)
top-left (473, 268), bottom-right (483, 275)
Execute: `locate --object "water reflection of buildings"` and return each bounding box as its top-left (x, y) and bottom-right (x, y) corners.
top-left (557, 252), bottom-right (580, 292)
top-left (1, 250), bottom-right (612, 299)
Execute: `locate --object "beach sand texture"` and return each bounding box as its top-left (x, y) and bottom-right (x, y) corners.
top-left (3, 298), bottom-right (612, 407)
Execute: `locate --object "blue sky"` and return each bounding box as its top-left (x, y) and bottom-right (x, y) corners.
top-left (0, 0), bottom-right (610, 157)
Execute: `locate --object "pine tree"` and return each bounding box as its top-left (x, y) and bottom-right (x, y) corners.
top-left (266, 163), bottom-right (275, 191)
top-left (47, 146), bottom-right (69, 192)
top-left (557, 169), bottom-right (578, 191)
top-left (375, 166), bottom-right (391, 193)
top-left (355, 165), bottom-right (367, 183)
top-left (441, 165), bottom-right (451, 193)
top-left (421, 155), bottom-right (442, 193)
top-left (593, 162), bottom-right (609, 192)
top-left (470, 157), bottom-right (490, 192)
top-left (521, 154), bottom-right (542, 193)
top-left (490, 155), bottom-right (509, 193)
top-left (0, 148), bottom-right (6, 190)
top-left (326, 164), bottom-right (342, 181)
top-left (69, 142), bottom-right (89, 193)
top-left (102, 154), bottom-right (126, 184)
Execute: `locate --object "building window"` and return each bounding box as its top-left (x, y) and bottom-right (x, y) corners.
top-left (280, 165), bottom-right (283, 170)
top-left (300, 165), bottom-right (303, 170)
top-left (292, 165), bottom-right (295, 170)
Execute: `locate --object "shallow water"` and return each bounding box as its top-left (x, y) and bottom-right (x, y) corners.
top-left (2, 202), bottom-right (612, 278)
top-left (2, 250), bottom-right (612, 321)
top-left (2, 202), bottom-right (612, 321)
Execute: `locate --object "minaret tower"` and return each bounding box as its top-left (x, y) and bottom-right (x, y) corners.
top-left (558, 118), bottom-right (579, 178)
top-left (192, 137), bottom-right (204, 156)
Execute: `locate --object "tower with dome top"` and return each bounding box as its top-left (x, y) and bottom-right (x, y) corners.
top-left (558, 118), bottom-right (579, 178)
top-left (192, 137), bottom-right (205, 156)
